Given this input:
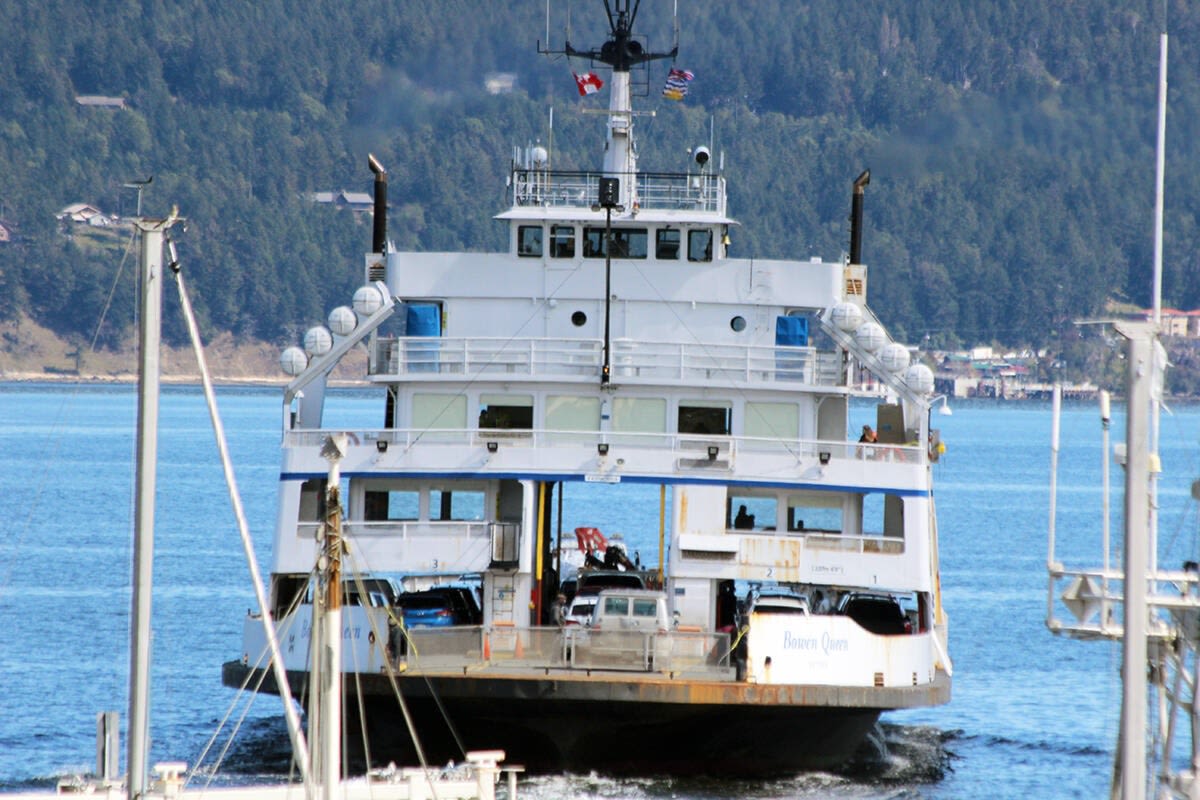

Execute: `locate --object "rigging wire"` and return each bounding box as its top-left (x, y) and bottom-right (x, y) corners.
top-left (168, 241), bottom-right (314, 793)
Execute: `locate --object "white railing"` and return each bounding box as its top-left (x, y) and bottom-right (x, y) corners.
top-left (284, 427), bottom-right (926, 466)
top-left (510, 169), bottom-right (725, 215)
top-left (396, 625), bottom-right (733, 678)
top-left (370, 335), bottom-right (843, 389)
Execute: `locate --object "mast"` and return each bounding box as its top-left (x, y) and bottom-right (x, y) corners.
top-left (127, 213), bottom-right (179, 800)
top-left (555, 0), bottom-right (676, 207)
top-left (311, 435), bottom-right (347, 800)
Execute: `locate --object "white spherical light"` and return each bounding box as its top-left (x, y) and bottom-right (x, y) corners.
top-left (879, 342), bottom-right (910, 373)
top-left (303, 326), bottom-right (333, 357)
top-left (530, 145), bottom-right (549, 165)
top-left (280, 346), bottom-right (308, 376)
top-left (328, 305), bottom-right (357, 336)
top-left (905, 363), bottom-right (935, 395)
top-left (854, 322), bottom-right (886, 353)
top-left (353, 285), bottom-right (385, 316)
top-left (830, 302), bottom-right (863, 333)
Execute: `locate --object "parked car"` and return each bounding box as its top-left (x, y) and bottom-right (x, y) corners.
top-left (588, 589), bottom-right (671, 633)
top-left (835, 592), bottom-right (912, 635)
top-left (746, 588), bottom-right (810, 617)
top-left (576, 570), bottom-right (647, 596)
top-left (564, 594), bottom-right (598, 627)
top-left (396, 586), bottom-right (481, 628)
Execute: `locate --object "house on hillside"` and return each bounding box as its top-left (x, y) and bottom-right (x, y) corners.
top-left (75, 95), bottom-right (127, 109)
top-left (0, 221), bottom-right (11, 243)
top-left (1152, 308), bottom-right (1200, 338)
top-left (310, 190), bottom-right (374, 215)
top-left (56, 203), bottom-right (112, 226)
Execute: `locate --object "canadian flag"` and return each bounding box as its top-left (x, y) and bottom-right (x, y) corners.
top-left (573, 71), bottom-right (604, 96)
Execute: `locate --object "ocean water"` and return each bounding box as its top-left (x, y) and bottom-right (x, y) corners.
top-left (2, 382), bottom-right (1197, 798)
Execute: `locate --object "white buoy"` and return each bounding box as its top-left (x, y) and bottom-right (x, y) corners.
top-left (879, 342), bottom-right (910, 372)
top-left (904, 363), bottom-right (935, 394)
top-left (303, 326), bottom-right (333, 357)
top-left (280, 346), bottom-right (309, 376)
top-left (830, 302), bottom-right (864, 333)
top-left (854, 322), bottom-right (886, 353)
top-left (328, 306), bottom-right (357, 336)
top-left (353, 285), bottom-right (385, 316)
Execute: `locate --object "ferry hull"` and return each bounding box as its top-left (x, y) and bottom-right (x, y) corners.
top-left (223, 662), bottom-right (948, 775)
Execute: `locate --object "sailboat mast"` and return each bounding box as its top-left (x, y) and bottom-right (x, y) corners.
top-left (313, 435), bottom-right (347, 800)
top-left (127, 215), bottom-right (178, 800)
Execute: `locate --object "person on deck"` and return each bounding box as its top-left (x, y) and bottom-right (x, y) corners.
top-left (859, 425), bottom-right (877, 443)
top-left (734, 504), bottom-right (754, 529)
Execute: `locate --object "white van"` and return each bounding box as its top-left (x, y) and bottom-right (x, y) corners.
top-left (588, 589), bottom-right (671, 632)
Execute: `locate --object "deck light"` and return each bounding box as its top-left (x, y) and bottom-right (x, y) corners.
top-left (376, 440), bottom-right (388, 453)
top-left (597, 443), bottom-right (610, 455)
top-left (707, 445), bottom-right (719, 461)
top-left (819, 451), bottom-right (831, 465)
top-left (487, 441), bottom-right (499, 453)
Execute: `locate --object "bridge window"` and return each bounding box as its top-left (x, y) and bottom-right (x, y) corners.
top-left (656, 228), bottom-right (680, 259)
top-left (583, 227), bottom-right (648, 258)
top-left (688, 229), bottom-right (713, 262)
top-left (518, 225), bottom-right (543, 257)
top-left (550, 225), bottom-right (575, 258)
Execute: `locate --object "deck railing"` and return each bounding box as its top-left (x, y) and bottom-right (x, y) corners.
top-left (396, 624), bottom-right (733, 678)
top-left (284, 427), bottom-right (926, 467)
top-left (510, 169), bottom-right (725, 214)
top-left (370, 335), bottom-right (843, 389)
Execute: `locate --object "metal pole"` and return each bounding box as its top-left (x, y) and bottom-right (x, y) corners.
top-left (1118, 323), bottom-right (1153, 800)
top-left (602, 204), bottom-right (612, 385)
top-left (1047, 385), bottom-right (1061, 625)
top-left (127, 218), bottom-right (173, 800)
top-left (1101, 390), bottom-right (1112, 629)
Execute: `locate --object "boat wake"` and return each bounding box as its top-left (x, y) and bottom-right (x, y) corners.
top-left (483, 723), bottom-right (952, 799)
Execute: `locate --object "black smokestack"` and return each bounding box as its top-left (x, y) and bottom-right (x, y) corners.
top-left (368, 153), bottom-right (387, 254)
top-left (849, 168), bottom-right (870, 265)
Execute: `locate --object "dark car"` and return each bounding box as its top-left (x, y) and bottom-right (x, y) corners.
top-left (396, 586), bottom-right (481, 628)
top-left (835, 592), bottom-right (912, 635)
top-left (576, 570), bottom-right (646, 596)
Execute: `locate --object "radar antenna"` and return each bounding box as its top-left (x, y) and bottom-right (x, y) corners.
top-left (540, 0), bottom-right (677, 72)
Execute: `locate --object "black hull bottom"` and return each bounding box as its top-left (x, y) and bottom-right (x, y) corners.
top-left (353, 696), bottom-right (880, 776)
top-left (223, 661), bottom-right (948, 776)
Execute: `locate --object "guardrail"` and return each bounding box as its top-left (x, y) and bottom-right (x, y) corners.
top-left (369, 336), bottom-right (843, 389)
top-left (283, 428), bottom-right (926, 467)
top-left (510, 169), bottom-right (725, 214)
top-left (397, 625), bottom-right (733, 678)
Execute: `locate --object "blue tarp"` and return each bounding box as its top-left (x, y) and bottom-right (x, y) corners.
top-left (406, 303), bottom-right (441, 372)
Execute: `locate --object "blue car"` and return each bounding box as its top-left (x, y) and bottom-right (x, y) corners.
top-left (396, 587), bottom-right (481, 628)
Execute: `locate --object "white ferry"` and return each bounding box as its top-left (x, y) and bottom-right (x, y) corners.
top-left (224, 0), bottom-right (951, 775)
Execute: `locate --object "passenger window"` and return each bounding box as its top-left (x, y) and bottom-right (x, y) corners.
top-left (518, 225), bottom-right (543, 257)
top-left (550, 225), bottom-right (575, 258)
top-left (604, 597), bottom-right (630, 615)
top-left (429, 489), bottom-right (485, 521)
top-left (656, 229), bottom-right (680, 259)
top-left (688, 229), bottom-right (713, 262)
top-left (633, 599), bottom-right (657, 617)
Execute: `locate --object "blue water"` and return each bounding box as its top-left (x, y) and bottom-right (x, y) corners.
top-left (3, 382), bottom-right (1199, 798)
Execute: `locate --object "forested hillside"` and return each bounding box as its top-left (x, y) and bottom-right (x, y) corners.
top-left (0, 0), bottom-right (1196, 375)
